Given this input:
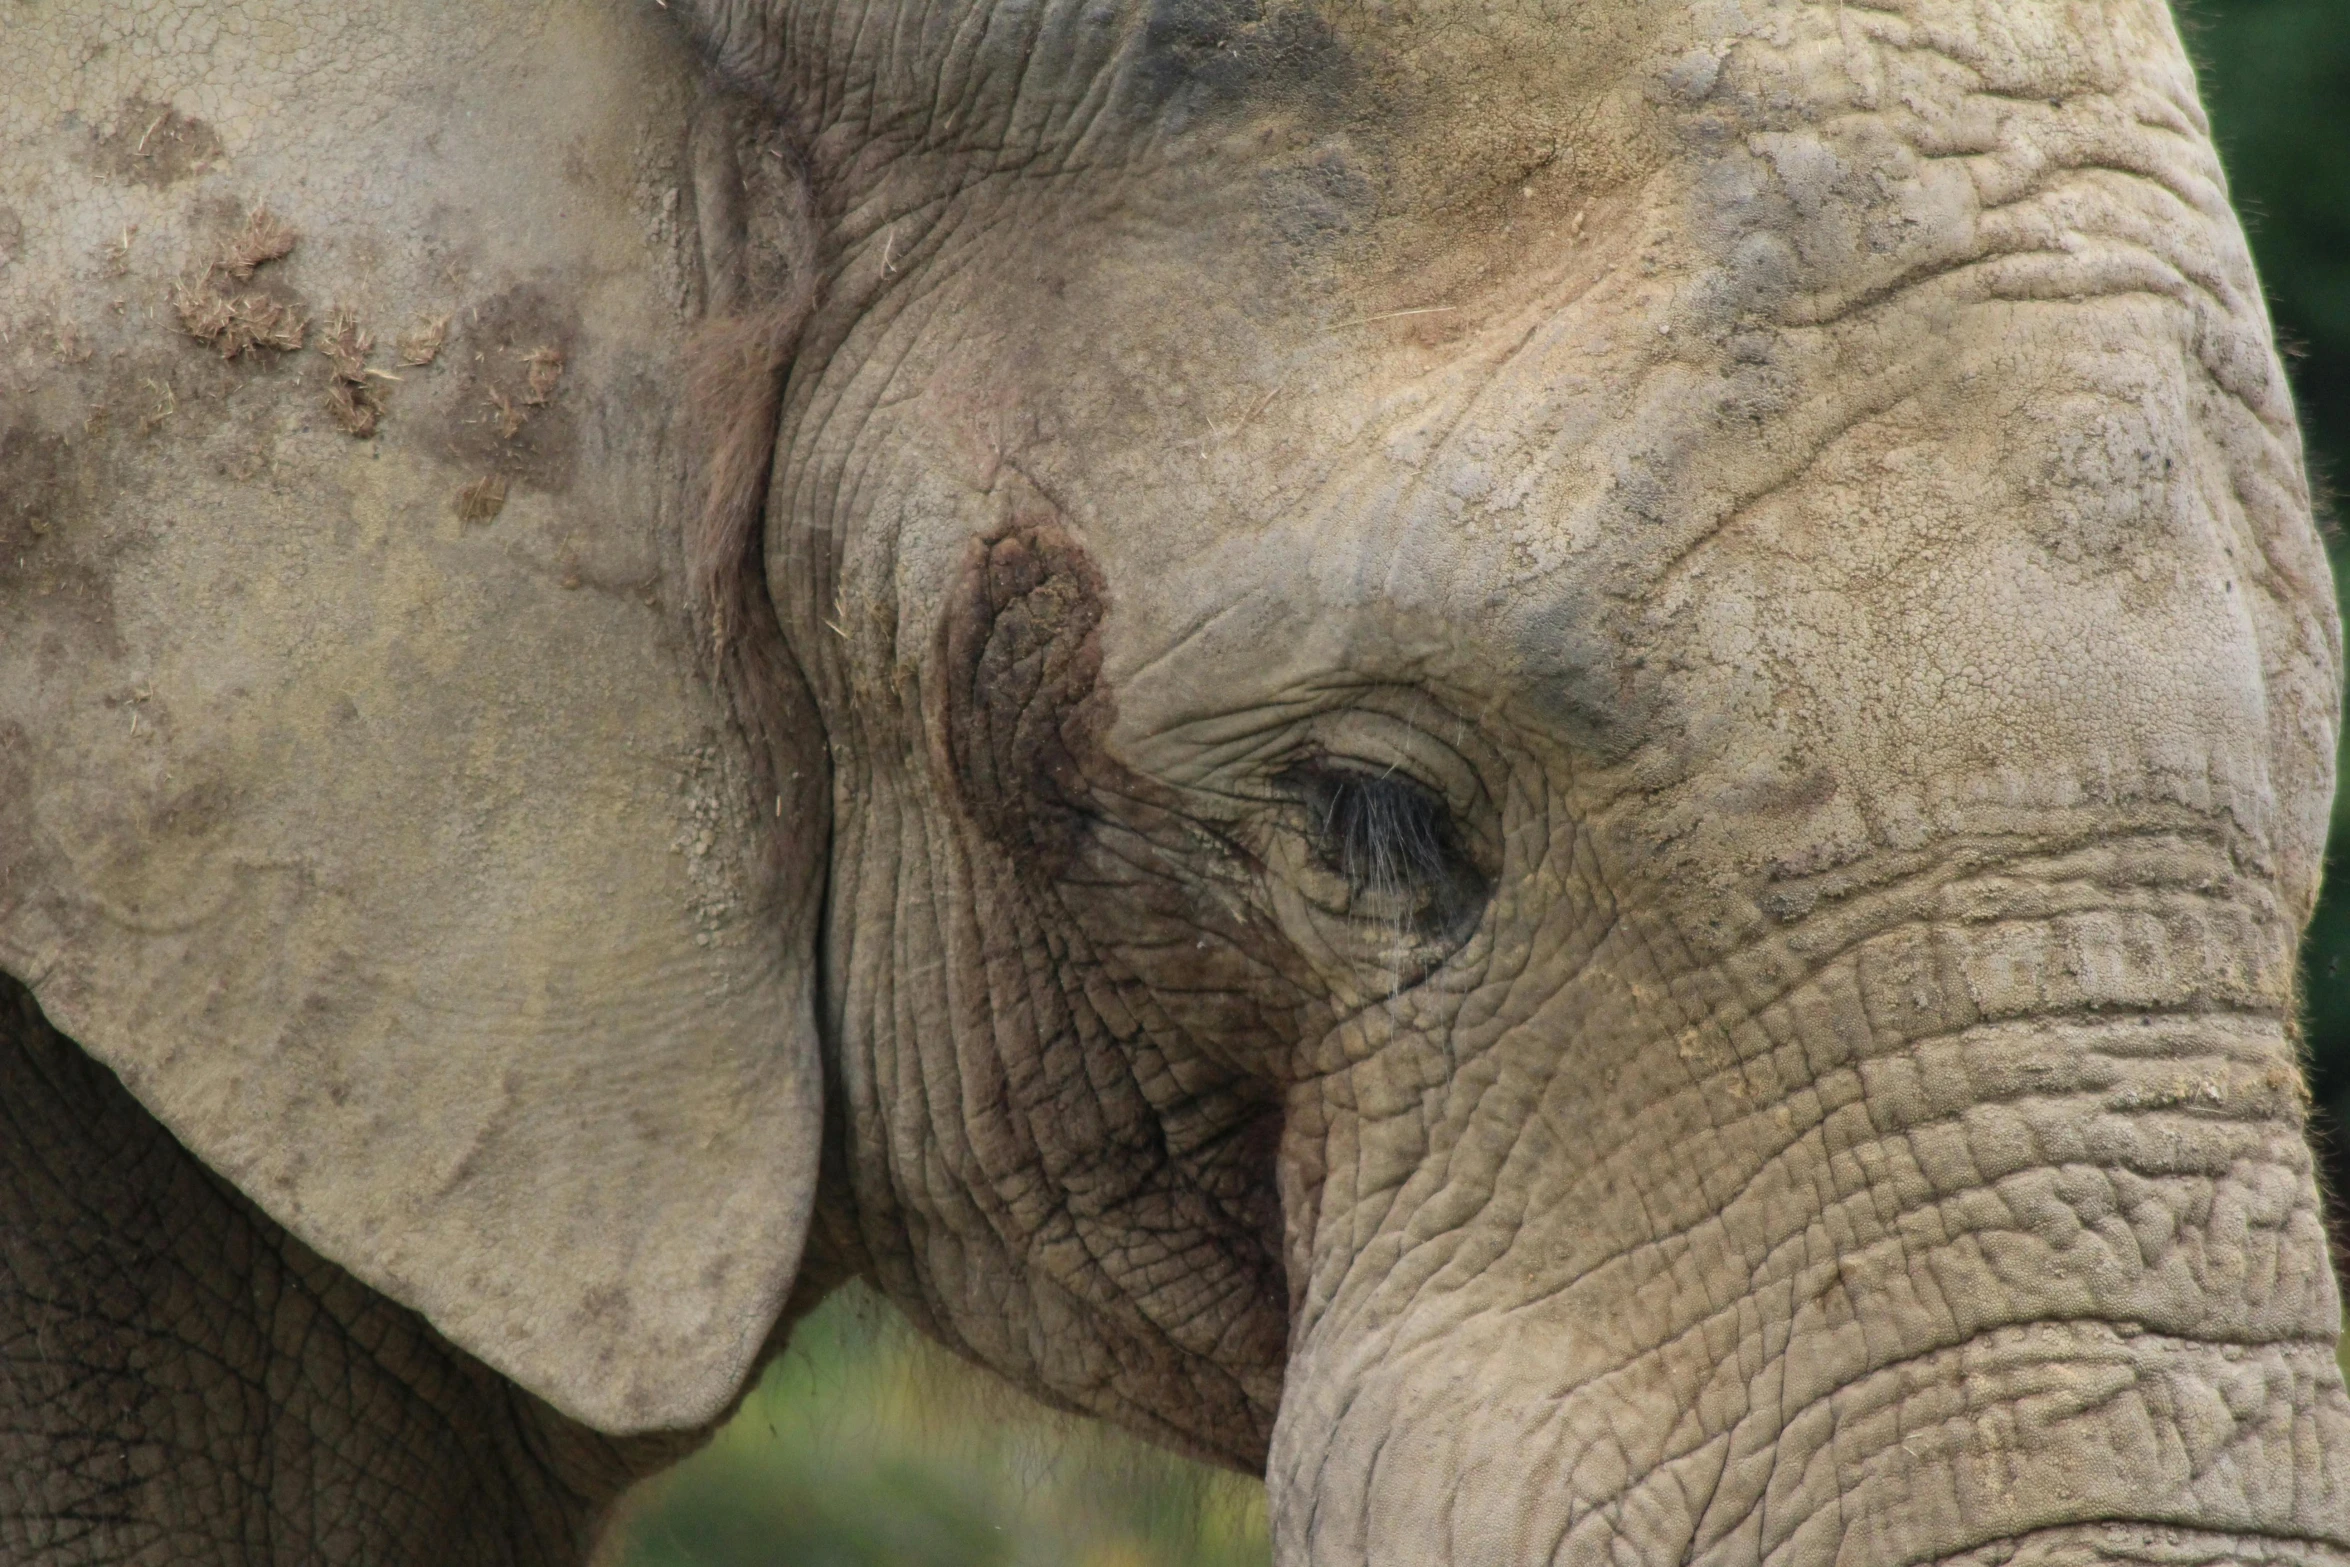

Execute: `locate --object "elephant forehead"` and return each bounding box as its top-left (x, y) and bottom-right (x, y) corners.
top-left (1086, 145), bottom-right (2280, 676)
top-left (810, 0), bottom-right (2259, 524)
top-left (933, 0), bottom-right (2270, 550)
top-left (1072, 1), bottom-right (2326, 874)
top-left (743, 0), bottom-right (2229, 276)
top-left (1096, 300), bottom-right (2275, 746)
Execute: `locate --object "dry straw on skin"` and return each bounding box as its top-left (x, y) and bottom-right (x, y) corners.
top-left (100, 226), bottom-right (135, 278)
top-left (486, 385), bottom-right (526, 440)
top-left (217, 208), bottom-right (296, 279)
top-left (454, 474), bottom-right (508, 523)
top-left (396, 313), bottom-right (449, 366)
top-left (173, 206), bottom-right (305, 359)
top-left (324, 374), bottom-right (383, 437)
top-left (319, 306), bottom-right (390, 437)
top-left (317, 306), bottom-right (372, 381)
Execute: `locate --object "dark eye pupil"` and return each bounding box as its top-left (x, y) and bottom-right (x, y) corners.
top-left (1279, 763), bottom-right (1486, 941)
top-left (1313, 771), bottom-right (1451, 899)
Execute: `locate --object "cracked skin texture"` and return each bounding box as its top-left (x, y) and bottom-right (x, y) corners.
top-left (3, 0), bottom-right (2347, 1565)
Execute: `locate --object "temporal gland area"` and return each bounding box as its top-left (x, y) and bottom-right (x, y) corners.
top-left (939, 517), bottom-right (1500, 1012)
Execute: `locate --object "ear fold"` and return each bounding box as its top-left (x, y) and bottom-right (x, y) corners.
top-left (0, 5), bottom-right (825, 1434)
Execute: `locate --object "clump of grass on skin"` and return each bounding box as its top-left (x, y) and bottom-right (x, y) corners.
top-left (218, 207), bottom-right (296, 279)
top-left (318, 306), bottom-right (393, 437)
top-left (316, 306), bottom-right (372, 381)
top-left (454, 474), bottom-right (507, 523)
top-left (173, 206), bottom-right (305, 358)
top-left (396, 313), bottom-right (449, 367)
top-left (325, 371), bottom-right (383, 436)
top-left (172, 278), bottom-right (304, 358)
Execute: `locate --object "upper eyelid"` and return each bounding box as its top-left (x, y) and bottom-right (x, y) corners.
top-left (1275, 753), bottom-right (1478, 827)
top-left (1279, 752), bottom-right (1435, 791)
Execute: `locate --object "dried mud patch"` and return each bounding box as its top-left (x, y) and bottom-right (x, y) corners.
top-left (432, 283), bottom-right (581, 494)
top-left (2, 325), bottom-right (294, 648)
top-left (0, 422), bottom-right (86, 551)
top-left (88, 98), bottom-right (224, 188)
top-left (0, 416), bottom-right (119, 652)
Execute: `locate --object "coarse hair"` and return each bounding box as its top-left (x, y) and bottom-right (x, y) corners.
top-left (681, 120), bottom-right (826, 891)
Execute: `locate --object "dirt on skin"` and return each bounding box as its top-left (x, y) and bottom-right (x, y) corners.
top-left (431, 282), bottom-right (582, 492)
top-left (87, 99), bottom-right (223, 188)
top-left (0, 422), bottom-right (80, 552)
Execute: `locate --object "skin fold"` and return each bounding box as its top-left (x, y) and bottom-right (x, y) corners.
top-left (2, 0), bottom-right (2344, 1562)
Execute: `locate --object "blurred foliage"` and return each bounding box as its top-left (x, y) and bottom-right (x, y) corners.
top-left (605, 1290), bottom-right (1270, 1567)
top-left (616, 6), bottom-right (2350, 1562)
top-left (2187, 0), bottom-right (2350, 1167)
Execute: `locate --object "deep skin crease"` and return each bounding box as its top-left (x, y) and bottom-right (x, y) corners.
top-left (0, 0), bottom-right (2344, 1563)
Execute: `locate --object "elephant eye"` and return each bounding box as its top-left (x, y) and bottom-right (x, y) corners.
top-left (1278, 760), bottom-right (1488, 943)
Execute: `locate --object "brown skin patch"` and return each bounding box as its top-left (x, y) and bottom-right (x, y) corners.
top-left (5, 307), bottom-right (290, 651)
top-left (453, 474), bottom-right (507, 523)
top-left (0, 423), bottom-right (79, 550)
top-left (936, 516), bottom-right (1333, 1079)
top-left (938, 517), bottom-right (1118, 874)
top-left (87, 98), bottom-right (223, 188)
top-left (430, 283), bottom-right (581, 492)
top-left (0, 418), bottom-right (117, 653)
top-left (560, 139), bottom-right (597, 189)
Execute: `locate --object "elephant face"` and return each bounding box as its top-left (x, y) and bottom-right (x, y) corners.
top-left (6, 0), bottom-right (2344, 1561)
top-left (707, 0), bottom-right (2348, 1554)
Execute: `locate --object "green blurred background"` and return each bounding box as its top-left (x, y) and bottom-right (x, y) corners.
top-left (607, 6), bottom-right (2350, 1561)
top-left (605, 1291), bottom-right (1270, 1567)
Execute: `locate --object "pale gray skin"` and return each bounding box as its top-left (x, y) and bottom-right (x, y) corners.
top-left (0, 0), bottom-right (2343, 1562)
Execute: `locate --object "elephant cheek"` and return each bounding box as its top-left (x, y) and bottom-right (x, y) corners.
top-left (1261, 905), bottom-right (2350, 1567)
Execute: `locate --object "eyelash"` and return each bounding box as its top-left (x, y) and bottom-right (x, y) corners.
top-left (1273, 757), bottom-right (1491, 944)
top-left (1291, 765), bottom-right (1457, 902)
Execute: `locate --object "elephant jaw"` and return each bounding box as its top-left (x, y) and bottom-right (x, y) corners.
top-left (1260, 903), bottom-right (2350, 1566)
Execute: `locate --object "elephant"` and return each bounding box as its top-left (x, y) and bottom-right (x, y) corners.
top-left (1, 0), bottom-right (2343, 1559)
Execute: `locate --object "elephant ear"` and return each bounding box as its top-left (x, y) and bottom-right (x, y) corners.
top-left (0, 3), bottom-right (823, 1434)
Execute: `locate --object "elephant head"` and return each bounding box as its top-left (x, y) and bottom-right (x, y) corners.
top-left (3, 0), bottom-right (2343, 1560)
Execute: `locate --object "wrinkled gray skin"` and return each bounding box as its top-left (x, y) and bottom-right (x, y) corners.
top-left (2, 0), bottom-right (2345, 1561)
